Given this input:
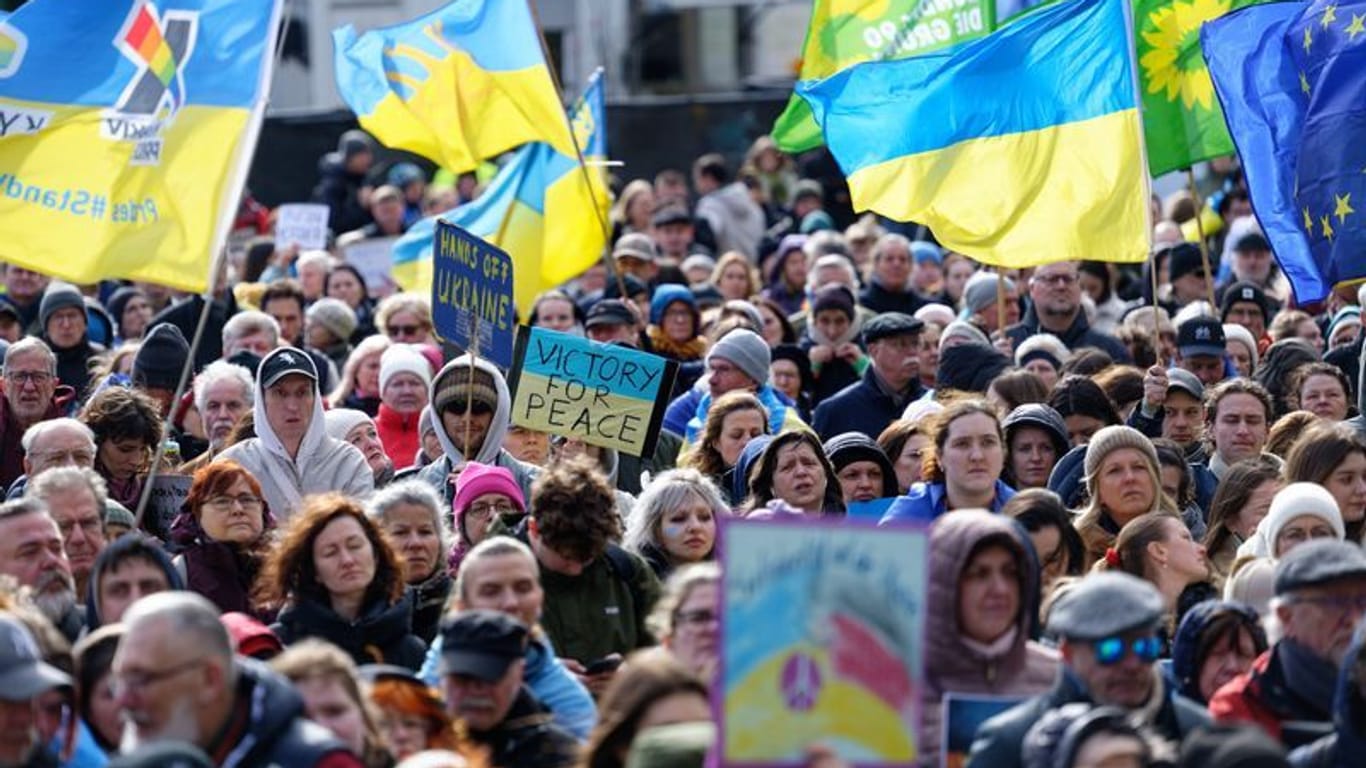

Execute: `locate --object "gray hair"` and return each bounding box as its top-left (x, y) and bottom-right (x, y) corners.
top-left (806, 253), bottom-right (859, 295)
top-left (647, 562), bottom-right (721, 639)
top-left (366, 479), bottom-right (451, 557)
top-left (3, 337), bottom-right (55, 375)
top-left (871, 233), bottom-right (913, 264)
top-left (193, 360), bottom-right (255, 413)
top-left (296, 250), bottom-right (334, 274)
top-left (26, 466), bottom-right (108, 511)
top-left (455, 536), bottom-right (537, 603)
top-left (0, 496), bottom-right (50, 524)
top-left (121, 591), bottom-right (235, 665)
top-left (20, 417), bottom-right (95, 453)
top-left (221, 310), bottom-right (280, 347)
top-left (624, 468), bottom-right (728, 557)
top-left (802, 230), bottom-right (849, 261)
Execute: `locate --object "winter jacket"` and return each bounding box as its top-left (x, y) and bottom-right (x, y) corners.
top-left (312, 154), bottom-right (372, 236)
top-left (468, 687), bottom-right (580, 768)
top-left (376, 404), bottom-right (422, 471)
top-left (695, 182), bottom-right (765, 259)
top-left (919, 512), bottom-right (1059, 762)
top-left (1210, 641), bottom-right (1337, 749)
top-left (879, 480), bottom-right (1018, 526)
top-left (813, 366), bottom-right (928, 442)
top-left (409, 569), bottom-right (451, 645)
top-left (1289, 625), bottom-right (1366, 768)
top-left (0, 385), bottom-right (74, 490)
top-left (859, 277), bottom-right (926, 316)
top-left (271, 592), bottom-right (427, 671)
top-left (47, 337), bottom-right (104, 401)
top-left (799, 335), bottom-right (867, 406)
top-left (677, 383), bottom-right (807, 447)
top-left (219, 347), bottom-right (374, 520)
top-left (417, 356), bottom-right (540, 505)
top-left (202, 657), bottom-right (360, 768)
top-left (1004, 305), bottom-right (1132, 364)
top-left (84, 533), bottom-right (185, 629)
top-left (169, 510), bottom-right (269, 619)
top-left (966, 668), bottom-right (1209, 768)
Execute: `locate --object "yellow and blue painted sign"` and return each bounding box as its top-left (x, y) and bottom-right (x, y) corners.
top-left (433, 220), bottom-right (514, 369)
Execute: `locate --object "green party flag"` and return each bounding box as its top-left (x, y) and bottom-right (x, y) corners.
top-left (1135, 0), bottom-right (1265, 176)
top-left (772, 0), bottom-right (996, 154)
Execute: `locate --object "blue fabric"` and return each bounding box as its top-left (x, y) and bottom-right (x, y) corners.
top-left (54, 719), bottom-right (107, 768)
top-left (685, 384), bottom-right (791, 444)
top-left (878, 479), bottom-right (1017, 525)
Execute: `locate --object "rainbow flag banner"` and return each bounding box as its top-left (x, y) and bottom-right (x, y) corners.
top-left (0, 0), bottom-right (280, 291)
top-left (797, 0), bottom-right (1150, 268)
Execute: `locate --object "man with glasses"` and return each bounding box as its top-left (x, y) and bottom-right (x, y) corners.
top-left (1005, 261), bottom-right (1131, 363)
top-left (1211, 539), bottom-right (1366, 747)
top-left (7, 418), bottom-right (96, 500)
top-left (0, 338), bottom-right (71, 490)
top-left (25, 466), bottom-right (107, 601)
top-left (114, 591), bottom-right (360, 765)
top-left (967, 573), bottom-right (1209, 767)
top-left (813, 313), bottom-right (926, 441)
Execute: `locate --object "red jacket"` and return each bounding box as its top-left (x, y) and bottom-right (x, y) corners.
top-left (375, 404), bottom-right (421, 470)
top-left (1208, 644), bottom-right (1332, 744)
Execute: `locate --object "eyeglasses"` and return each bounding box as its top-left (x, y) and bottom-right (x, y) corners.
top-left (1093, 635), bottom-right (1163, 666)
top-left (467, 502), bottom-right (518, 520)
top-left (675, 609), bottom-right (718, 628)
top-left (205, 494), bottom-right (264, 510)
top-left (4, 370), bottom-right (53, 386)
top-left (387, 324), bottom-right (422, 337)
top-left (1034, 273), bottom-right (1079, 287)
top-left (112, 658), bottom-right (202, 696)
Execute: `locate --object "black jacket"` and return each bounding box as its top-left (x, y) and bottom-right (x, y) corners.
top-left (812, 366), bottom-right (927, 442)
top-left (1005, 305), bottom-right (1132, 363)
top-left (469, 688), bottom-right (579, 768)
top-left (859, 279), bottom-right (926, 316)
top-left (272, 592), bottom-right (427, 670)
top-left (409, 570), bottom-right (452, 646)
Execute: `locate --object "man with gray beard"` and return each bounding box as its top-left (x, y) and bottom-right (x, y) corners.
top-left (0, 499), bottom-right (81, 641)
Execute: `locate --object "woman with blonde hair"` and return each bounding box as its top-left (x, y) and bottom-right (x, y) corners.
top-left (376, 292), bottom-right (436, 346)
top-left (647, 563), bottom-right (721, 680)
top-left (329, 334), bottom-right (392, 414)
top-left (272, 639), bottom-right (393, 767)
top-left (710, 252), bottom-right (761, 302)
top-left (610, 179), bottom-right (655, 237)
top-left (624, 470), bottom-right (728, 579)
top-left (1072, 426), bottom-right (1177, 568)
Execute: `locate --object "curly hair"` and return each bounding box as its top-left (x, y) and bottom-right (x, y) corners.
top-left (80, 386), bottom-right (163, 449)
top-left (529, 457), bottom-right (620, 564)
top-left (682, 391), bottom-right (769, 479)
top-left (255, 493), bottom-right (405, 610)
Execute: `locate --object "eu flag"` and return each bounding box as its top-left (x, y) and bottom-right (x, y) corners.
top-left (1204, 0), bottom-right (1366, 304)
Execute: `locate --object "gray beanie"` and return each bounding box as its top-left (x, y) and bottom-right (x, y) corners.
top-left (1083, 425), bottom-right (1160, 485)
top-left (305, 298), bottom-right (357, 342)
top-left (39, 281), bottom-right (85, 331)
top-left (939, 320), bottom-right (990, 350)
top-left (707, 329), bottom-right (771, 387)
top-left (961, 272), bottom-right (1015, 316)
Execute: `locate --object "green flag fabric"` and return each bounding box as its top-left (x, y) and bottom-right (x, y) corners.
top-left (1135, 0), bottom-right (1262, 175)
top-left (772, 0), bottom-right (995, 154)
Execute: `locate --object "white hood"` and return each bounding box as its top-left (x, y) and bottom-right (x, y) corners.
top-left (429, 354), bottom-right (511, 466)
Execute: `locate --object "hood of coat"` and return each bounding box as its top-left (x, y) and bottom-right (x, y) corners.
top-left (252, 347), bottom-right (329, 468)
top-left (429, 354), bottom-right (512, 466)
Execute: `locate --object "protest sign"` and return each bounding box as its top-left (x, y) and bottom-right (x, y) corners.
top-left (506, 326), bottom-right (677, 458)
top-left (940, 694), bottom-right (1024, 768)
top-left (274, 203), bottom-right (330, 251)
top-left (144, 474), bottom-right (193, 542)
top-left (432, 221), bottom-right (515, 369)
top-left (718, 517), bottom-right (929, 767)
top-left (342, 236), bottom-right (399, 296)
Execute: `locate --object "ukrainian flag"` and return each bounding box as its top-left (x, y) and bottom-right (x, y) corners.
top-left (797, 0), bottom-right (1150, 267)
top-left (0, 0), bottom-right (279, 292)
top-left (333, 0), bottom-right (574, 174)
top-left (392, 70), bottom-right (610, 313)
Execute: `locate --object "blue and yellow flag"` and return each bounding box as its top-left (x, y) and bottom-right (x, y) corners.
top-left (333, 0), bottom-right (574, 174)
top-left (0, 0), bottom-right (279, 292)
top-left (797, 0), bottom-right (1150, 268)
top-left (392, 70), bottom-right (609, 312)
top-left (1203, 0), bottom-right (1366, 304)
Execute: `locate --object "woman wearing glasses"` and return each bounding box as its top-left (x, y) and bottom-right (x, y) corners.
top-left (448, 462), bottom-right (526, 573)
top-left (647, 563), bottom-right (721, 681)
top-left (375, 292), bottom-right (436, 346)
top-left (171, 460), bottom-right (275, 619)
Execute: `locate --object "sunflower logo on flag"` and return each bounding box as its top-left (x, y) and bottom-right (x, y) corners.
top-left (1139, 0), bottom-right (1231, 110)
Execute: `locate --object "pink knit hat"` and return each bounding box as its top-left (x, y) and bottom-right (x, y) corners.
top-left (453, 462), bottom-right (525, 514)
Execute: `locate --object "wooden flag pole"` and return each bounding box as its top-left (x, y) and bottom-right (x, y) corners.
top-left (1186, 168), bottom-right (1219, 310)
top-left (1150, 252), bottom-right (1164, 364)
top-left (465, 315), bottom-right (479, 458)
top-left (996, 271), bottom-right (1007, 336)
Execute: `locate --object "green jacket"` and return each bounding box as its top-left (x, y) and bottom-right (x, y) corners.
top-left (537, 544), bottom-right (662, 664)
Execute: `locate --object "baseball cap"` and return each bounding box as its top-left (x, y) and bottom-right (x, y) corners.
top-left (1166, 368), bottom-right (1205, 400)
top-left (440, 610), bottom-right (528, 682)
top-left (651, 206), bottom-right (692, 228)
top-left (0, 615), bottom-right (71, 701)
top-left (613, 233), bottom-right (657, 264)
top-left (257, 347), bottom-right (318, 388)
top-left (1177, 316), bottom-right (1226, 358)
top-left (585, 299), bottom-right (637, 329)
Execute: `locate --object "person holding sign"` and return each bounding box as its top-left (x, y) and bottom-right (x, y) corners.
top-left (417, 355), bottom-right (538, 505)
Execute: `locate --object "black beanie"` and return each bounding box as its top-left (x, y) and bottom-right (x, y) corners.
top-left (133, 323), bottom-right (189, 390)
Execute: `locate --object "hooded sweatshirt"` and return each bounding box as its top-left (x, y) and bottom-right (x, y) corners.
top-left (417, 355), bottom-right (540, 504)
top-left (696, 182), bottom-right (765, 259)
top-left (219, 347), bottom-right (373, 519)
top-left (918, 512), bottom-right (1058, 763)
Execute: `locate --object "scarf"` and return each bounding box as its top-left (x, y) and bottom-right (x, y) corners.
top-left (686, 384), bottom-right (789, 444)
top-left (806, 311), bottom-right (864, 348)
top-left (1278, 639), bottom-right (1337, 717)
top-left (646, 326), bottom-right (709, 362)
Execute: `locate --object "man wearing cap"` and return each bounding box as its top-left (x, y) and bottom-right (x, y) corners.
top-left (375, 345), bottom-right (431, 472)
top-left (823, 433), bottom-right (898, 506)
top-left (1221, 227), bottom-right (1288, 304)
top-left (114, 592), bottom-right (359, 766)
top-left (672, 329), bottom-right (805, 445)
top-left (0, 339), bottom-right (74, 491)
top-left (651, 205), bottom-right (701, 263)
top-left (1210, 539), bottom-right (1366, 747)
top-left (418, 354), bottom-right (539, 505)
top-left (1175, 316), bottom-right (1229, 387)
top-left (440, 610), bottom-right (578, 768)
top-left (967, 573), bottom-right (1209, 767)
top-left (612, 233), bottom-right (660, 284)
top-left (1220, 280), bottom-right (1271, 341)
top-left (217, 346), bottom-right (372, 519)
top-left (961, 272), bottom-right (1021, 337)
top-left (813, 313), bottom-right (927, 442)
top-left (0, 613), bottom-right (71, 767)
top-left (1164, 242), bottom-right (1212, 311)
top-left (1130, 367), bottom-right (1209, 462)
top-left (1005, 261), bottom-right (1131, 363)
top-left (582, 299), bottom-right (641, 348)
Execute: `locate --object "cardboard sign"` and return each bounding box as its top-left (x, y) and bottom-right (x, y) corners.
top-left (143, 473), bottom-right (193, 541)
top-left (274, 203), bottom-right (330, 251)
top-left (940, 694), bottom-right (1024, 768)
top-left (342, 236), bottom-right (399, 296)
top-left (432, 221), bottom-right (514, 369)
top-left (718, 517), bottom-right (929, 768)
top-left (506, 326), bottom-right (677, 458)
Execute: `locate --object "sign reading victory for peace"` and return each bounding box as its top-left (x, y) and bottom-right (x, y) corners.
top-left (718, 517), bottom-right (929, 767)
top-left (506, 326), bottom-right (677, 458)
top-left (432, 220), bottom-right (514, 369)
top-left (274, 203), bottom-right (330, 251)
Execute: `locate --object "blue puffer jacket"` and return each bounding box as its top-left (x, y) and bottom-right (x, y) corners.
top-left (878, 480), bottom-right (1017, 525)
top-left (1289, 623), bottom-right (1366, 768)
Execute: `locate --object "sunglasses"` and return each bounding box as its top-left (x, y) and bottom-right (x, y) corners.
top-left (1093, 635), bottom-right (1163, 666)
top-left (387, 324), bottom-right (422, 336)
top-left (444, 401), bottom-right (494, 417)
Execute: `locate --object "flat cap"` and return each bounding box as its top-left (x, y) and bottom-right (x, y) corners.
top-left (862, 312), bottom-right (924, 345)
top-left (651, 205), bottom-right (692, 228)
top-left (440, 610), bottom-right (528, 682)
top-left (1274, 539), bottom-right (1366, 595)
top-left (1046, 572), bottom-right (1165, 641)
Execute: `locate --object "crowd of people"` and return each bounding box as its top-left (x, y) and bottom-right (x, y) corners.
top-left (0, 133), bottom-right (1359, 768)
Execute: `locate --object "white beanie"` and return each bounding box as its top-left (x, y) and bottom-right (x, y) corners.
top-left (380, 344), bottom-right (433, 394)
top-left (1237, 482), bottom-right (1345, 560)
top-left (902, 398), bottom-right (944, 424)
top-left (1222, 324), bottom-right (1260, 370)
top-left (324, 408), bottom-right (373, 442)
top-left (914, 303), bottom-right (956, 329)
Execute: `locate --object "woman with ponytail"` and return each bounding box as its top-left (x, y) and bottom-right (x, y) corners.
top-left (1097, 512), bottom-right (1210, 641)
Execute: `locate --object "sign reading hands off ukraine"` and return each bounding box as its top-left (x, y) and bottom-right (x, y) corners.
top-left (432, 221), bottom-right (515, 369)
top-left (506, 327), bottom-right (678, 458)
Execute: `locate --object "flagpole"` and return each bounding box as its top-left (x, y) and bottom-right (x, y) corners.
top-left (133, 0), bottom-right (287, 530)
top-left (1186, 168), bottom-right (1220, 310)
